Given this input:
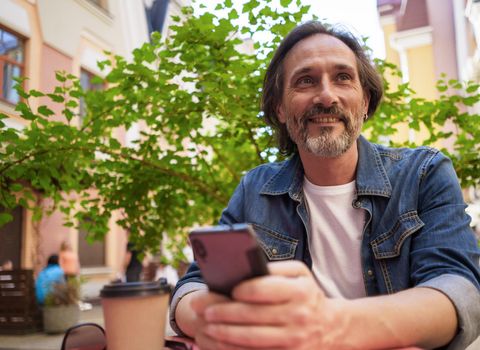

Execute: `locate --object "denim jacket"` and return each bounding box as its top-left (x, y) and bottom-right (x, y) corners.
top-left (171, 135), bottom-right (480, 349)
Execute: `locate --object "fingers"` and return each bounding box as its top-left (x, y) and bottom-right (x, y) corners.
top-left (203, 296), bottom-right (324, 329)
top-left (232, 261), bottom-right (319, 304)
top-left (203, 301), bottom-right (290, 325)
top-left (190, 290), bottom-right (230, 316)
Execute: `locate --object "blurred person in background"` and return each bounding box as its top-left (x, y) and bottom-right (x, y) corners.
top-left (59, 241), bottom-right (80, 279)
top-left (124, 241), bottom-right (143, 282)
top-left (59, 241), bottom-right (91, 310)
top-left (35, 254), bottom-right (64, 305)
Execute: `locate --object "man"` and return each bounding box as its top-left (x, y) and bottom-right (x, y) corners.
top-left (170, 21), bottom-right (480, 349)
top-left (35, 254), bottom-right (65, 305)
top-left (59, 241), bottom-right (80, 279)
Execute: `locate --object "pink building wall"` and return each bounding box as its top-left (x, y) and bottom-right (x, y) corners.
top-left (426, 0), bottom-right (459, 80)
top-left (38, 44), bottom-right (73, 118)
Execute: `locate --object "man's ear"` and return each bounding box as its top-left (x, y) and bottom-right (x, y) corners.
top-left (363, 93), bottom-right (370, 116)
top-left (277, 104), bottom-right (286, 124)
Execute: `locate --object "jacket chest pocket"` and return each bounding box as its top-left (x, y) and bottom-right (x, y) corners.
top-left (251, 223), bottom-right (298, 260)
top-left (371, 211), bottom-right (424, 259)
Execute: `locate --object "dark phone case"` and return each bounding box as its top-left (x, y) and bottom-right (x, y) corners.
top-left (189, 224), bottom-right (268, 296)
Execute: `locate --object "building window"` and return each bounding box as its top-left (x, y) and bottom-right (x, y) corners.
top-left (78, 219), bottom-right (106, 268)
top-left (79, 68), bottom-right (104, 119)
top-left (145, 0), bottom-right (170, 36)
top-left (0, 27), bottom-right (24, 105)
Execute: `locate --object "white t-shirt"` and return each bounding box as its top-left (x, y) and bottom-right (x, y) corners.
top-left (303, 177), bottom-right (367, 299)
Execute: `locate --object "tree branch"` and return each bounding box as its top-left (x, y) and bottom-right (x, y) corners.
top-left (0, 144), bottom-right (230, 206)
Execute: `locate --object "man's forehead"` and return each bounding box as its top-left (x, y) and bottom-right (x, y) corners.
top-left (285, 33), bottom-right (355, 61)
top-left (295, 32), bottom-right (352, 49)
top-left (283, 34), bottom-right (358, 75)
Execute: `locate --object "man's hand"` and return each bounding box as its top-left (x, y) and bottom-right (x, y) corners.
top-left (192, 260), bottom-right (352, 349)
top-left (175, 289), bottom-right (229, 339)
top-left (182, 260), bottom-right (456, 349)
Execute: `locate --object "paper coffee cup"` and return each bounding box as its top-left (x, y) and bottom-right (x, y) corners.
top-left (100, 279), bottom-right (171, 350)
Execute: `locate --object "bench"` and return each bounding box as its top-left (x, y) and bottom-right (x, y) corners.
top-left (0, 269), bottom-right (42, 334)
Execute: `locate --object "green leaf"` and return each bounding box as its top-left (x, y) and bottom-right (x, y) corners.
top-left (15, 102), bottom-right (37, 120)
top-left (69, 90), bottom-right (82, 98)
top-left (1, 128), bottom-right (19, 141)
top-left (0, 213), bottom-right (13, 227)
top-left (30, 89), bottom-right (45, 97)
top-left (47, 93), bottom-right (65, 103)
top-left (63, 109), bottom-right (75, 121)
top-left (466, 84), bottom-right (479, 94)
top-left (109, 138), bottom-right (121, 149)
top-left (10, 183), bottom-right (23, 192)
top-left (38, 105), bottom-right (55, 117)
top-left (91, 76), bottom-right (104, 85)
top-left (55, 72), bottom-right (67, 82)
top-left (66, 100), bottom-right (78, 108)
top-left (228, 9), bottom-right (239, 20)
top-left (243, 0), bottom-right (260, 13)
top-left (437, 85), bottom-right (448, 92)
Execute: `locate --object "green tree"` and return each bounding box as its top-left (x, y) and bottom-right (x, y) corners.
top-left (0, 0), bottom-right (478, 259)
top-left (367, 60), bottom-right (480, 187)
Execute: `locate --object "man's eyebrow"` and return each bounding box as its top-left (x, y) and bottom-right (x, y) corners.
top-left (335, 63), bottom-right (356, 72)
top-left (290, 66), bottom-right (312, 79)
top-left (289, 63), bottom-right (357, 80)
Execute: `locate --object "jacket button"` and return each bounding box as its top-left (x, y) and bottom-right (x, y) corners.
top-left (367, 269), bottom-right (374, 277)
top-left (271, 248), bottom-right (278, 255)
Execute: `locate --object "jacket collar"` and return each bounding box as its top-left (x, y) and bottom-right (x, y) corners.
top-left (260, 153), bottom-right (304, 201)
top-left (355, 135), bottom-right (392, 197)
top-left (260, 135), bottom-right (392, 199)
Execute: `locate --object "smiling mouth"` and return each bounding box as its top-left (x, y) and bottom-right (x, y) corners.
top-left (308, 115), bottom-right (343, 123)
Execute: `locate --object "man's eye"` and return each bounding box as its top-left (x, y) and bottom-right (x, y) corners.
top-left (337, 73), bottom-right (351, 81)
top-left (297, 77), bottom-right (314, 86)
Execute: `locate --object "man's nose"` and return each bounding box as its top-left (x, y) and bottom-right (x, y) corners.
top-left (312, 81), bottom-right (338, 107)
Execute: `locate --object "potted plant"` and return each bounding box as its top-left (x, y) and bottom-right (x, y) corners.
top-left (42, 278), bottom-right (81, 334)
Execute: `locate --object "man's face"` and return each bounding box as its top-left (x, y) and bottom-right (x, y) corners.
top-left (277, 34), bottom-right (369, 158)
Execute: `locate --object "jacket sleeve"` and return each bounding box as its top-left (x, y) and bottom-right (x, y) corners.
top-left (412, 151), bottom-right (480, 349)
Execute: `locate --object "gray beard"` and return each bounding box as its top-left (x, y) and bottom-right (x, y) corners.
top-left (285, 109), bottom-right (362, 158)
top-left (305, 127), bottom-right (353, 157)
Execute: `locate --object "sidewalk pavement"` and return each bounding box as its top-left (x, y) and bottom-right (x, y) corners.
top-left (0, 304), bottom-right (104, 350)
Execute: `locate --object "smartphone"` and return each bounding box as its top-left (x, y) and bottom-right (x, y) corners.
top-left (189, 223), bottom-right (269, 296)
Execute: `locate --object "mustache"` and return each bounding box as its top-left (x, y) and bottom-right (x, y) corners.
top-left (303, 104), bottom-right (346, 121)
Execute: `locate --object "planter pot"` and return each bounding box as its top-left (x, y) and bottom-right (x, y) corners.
top-left (43, 304), bottom-right (80, 334)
